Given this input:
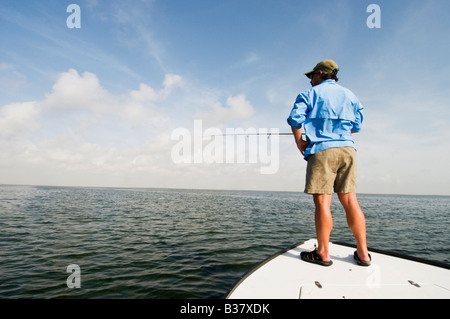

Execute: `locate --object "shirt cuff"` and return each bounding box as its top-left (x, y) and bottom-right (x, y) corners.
top-left (287, 118), bottom-right (302, 129)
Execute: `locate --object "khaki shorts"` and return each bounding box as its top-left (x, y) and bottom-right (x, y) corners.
top-left (305, 147), bottom-right (357, 194)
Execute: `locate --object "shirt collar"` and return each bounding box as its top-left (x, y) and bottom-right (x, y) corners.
top-left (320, 79), bottom-right (336, 85)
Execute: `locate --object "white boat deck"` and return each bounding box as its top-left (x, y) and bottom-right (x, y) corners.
top-left (227, 239), bottom-right (450, 299)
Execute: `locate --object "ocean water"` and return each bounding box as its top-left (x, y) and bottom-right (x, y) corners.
top-left (0, 185), bottom-right (448, 299)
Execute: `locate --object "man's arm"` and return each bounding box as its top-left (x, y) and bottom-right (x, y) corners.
top-left (291, 126), bottom-right (309, 155)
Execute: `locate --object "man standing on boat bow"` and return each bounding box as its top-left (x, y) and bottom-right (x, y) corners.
top-left (287, 59), bottom-right (371, 267)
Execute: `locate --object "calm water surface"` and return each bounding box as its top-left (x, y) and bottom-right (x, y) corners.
top-left (0, 185), bottom-right (448, 298)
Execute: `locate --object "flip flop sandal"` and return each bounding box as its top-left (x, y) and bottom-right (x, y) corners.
top-left (300, 249), bottom-right (333, 266)
top-left (353, 251), bottom-right (372, 266)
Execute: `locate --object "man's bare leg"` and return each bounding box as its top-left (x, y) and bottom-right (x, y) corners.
top-left (313, 194), bottom-right (333, 262)
top-left (338, 192), bottom-right (370, 262)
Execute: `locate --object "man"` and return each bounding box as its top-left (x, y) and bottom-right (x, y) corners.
top-left (287, 59), bottom-right (371, 266)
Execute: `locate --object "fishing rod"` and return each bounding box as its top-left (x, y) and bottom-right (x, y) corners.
top-left (201, 131), bottom-right (306, 141)
top-left (204, 132), bottom-right (293, 137)
top-left (201, 132), bottom-right (293, 141)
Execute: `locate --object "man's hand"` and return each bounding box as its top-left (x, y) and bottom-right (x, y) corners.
top-left (297, 139), bottom-right (310, 155)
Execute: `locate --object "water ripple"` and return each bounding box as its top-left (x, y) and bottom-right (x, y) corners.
top-left (0, 186), bottom-right (448, 298)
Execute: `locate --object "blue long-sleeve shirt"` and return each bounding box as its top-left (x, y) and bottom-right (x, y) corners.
top-left (287, 79), bottom-right (364, 159)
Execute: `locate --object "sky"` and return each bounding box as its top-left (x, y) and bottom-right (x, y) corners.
top-left (1, 0), bottom-right (449, 195)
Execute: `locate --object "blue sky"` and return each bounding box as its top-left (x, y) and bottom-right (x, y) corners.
top-left (1, 0), bottom-right (450, 195)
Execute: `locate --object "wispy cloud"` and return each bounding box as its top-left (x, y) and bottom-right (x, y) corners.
top-left (88, 0), bottom-right (166, 71)
top-left (0, 63), bottom-right (27, 98)
top-left (0, 2), bottom-right (140, 81)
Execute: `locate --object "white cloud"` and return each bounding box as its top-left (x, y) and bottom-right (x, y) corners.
top-left (42, 69), bottom-right (109, 112)
top-left (121, 74), bottom-right (183, 127)
top-left (194, 94), bottom-right (255, 127)
top-left (0, 101), bottom-right (40, 138)
top-left (130, 74), bottom-right (182, 102)
top-left (0, 69), bottom-right (288, 190)
top-left (0, 69), bottom-right (184, 186)
top-left (38, 69), bottom-right (183, 130)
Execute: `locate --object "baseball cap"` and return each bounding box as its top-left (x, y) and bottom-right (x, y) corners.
top-left (305, 59), bottom-right (339, 79)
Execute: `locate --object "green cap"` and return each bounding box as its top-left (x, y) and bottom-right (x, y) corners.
top-left (304, 59), bottom-right (339, 79)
